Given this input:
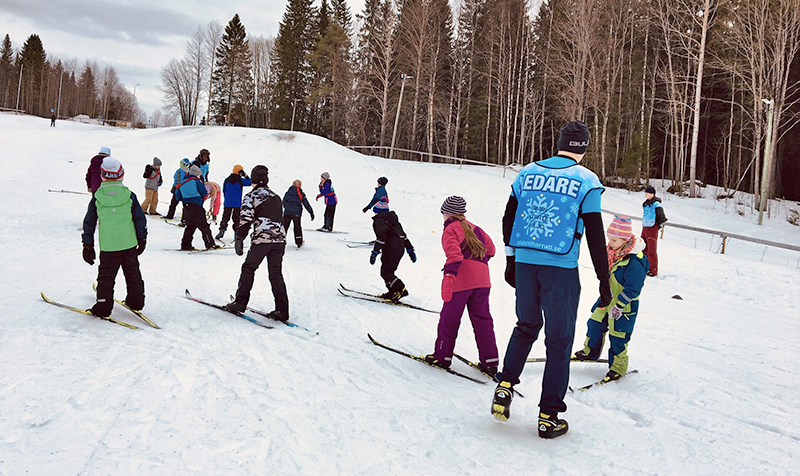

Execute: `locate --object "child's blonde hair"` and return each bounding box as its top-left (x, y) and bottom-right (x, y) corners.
top-left (451, 215), bottom-right (485, 259)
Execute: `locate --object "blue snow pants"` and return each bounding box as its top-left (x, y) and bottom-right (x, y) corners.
top-left (497, 263), bottom-right (580, 414)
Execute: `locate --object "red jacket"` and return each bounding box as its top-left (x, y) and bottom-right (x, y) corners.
top-left (441, 218), bottom-right (495, 292)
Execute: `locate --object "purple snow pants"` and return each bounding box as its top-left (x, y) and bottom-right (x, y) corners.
top-left (433, 287), bottom-right (499, 368)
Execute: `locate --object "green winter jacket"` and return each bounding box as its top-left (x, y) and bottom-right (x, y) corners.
top-left (90, 182), bottom-right (138, 251)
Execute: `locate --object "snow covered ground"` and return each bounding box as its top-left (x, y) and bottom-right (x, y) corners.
top-left (1, 113), bottom-right (798, 475)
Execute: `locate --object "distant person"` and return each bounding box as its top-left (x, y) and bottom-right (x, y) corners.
top-left (50, 110), bottom-right (56, 127)
top-left (641, 186), bottom-right (668, 277)
top-left (192, 148), bottom-right (211, 182)
top-left (370, 201), bottom-right (416, 302)
top-left (573, 215), bottom-right (648, 382)
top-left (85, 147), bottom-right (111, 193)
top-left (165, 158), bottom-right (191, 221)
top-left (140, 157), bottom-right (163, 215)
top-left (424, 196), bottom-right (499, 377)
top-left (225, 165), bottom-right (290, 322)
top-left (81, 156), bottom-right (147, 317)
top-left (492, 120), bottom-right (611, 439)
top-left (216, 165), bottom-right (252, 240)
top-left (175, 165), bottom-right (217, 251)
top-left (282, 179), bottom-right (315, 249)
top-left (316, 172), bottom-right (337, 232)
top-left (362, 176), bottom-right (389, 213)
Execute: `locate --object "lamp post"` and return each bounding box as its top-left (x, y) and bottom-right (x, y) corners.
top-left (132, 83), bottom-right (140, 125)
top-left (15, 63), bottom-right (23, 111)
top-left (291, 99), bottom-right (298, 131)
top-left (56, 69), bottom-right (64, 117)
top-left (758, 98), bottom-right (775, 226)
top-left (389, 73), bottom-right (412, 160)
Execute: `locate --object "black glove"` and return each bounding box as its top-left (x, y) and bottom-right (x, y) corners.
top-left (406, 247), bottom-right (416, 263)
top-left (362, 206), bottom-right (370, 213)
top-left (136, 237), bottom-right (146, 255)
top-left (370, 250), bottom-right (380, 265)
top-left (504, 255), bottom-right (516, 288)
top-left (597, 282), bottom-right (613, 308)
top-left (235, 239), bottom-right (244, 256)
top-left (82, 244), bottom-right (95, 265)
top-left (310, 212), bottom-right (315, 221)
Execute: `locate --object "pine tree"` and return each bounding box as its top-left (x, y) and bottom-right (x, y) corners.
top-left (18, 34), bottom-right (47, 116)
top-left (0, 35), bottom-right (14, 108)
top-left (271, 0), bottom-right (316, 130)
top-left (210, 14), bottom-right (254, 126)
top-left (77, 64), bottom-right (97, 117)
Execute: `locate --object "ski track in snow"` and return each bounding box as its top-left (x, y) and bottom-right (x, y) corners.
top-left (1, 114), bottom-right (798, 475)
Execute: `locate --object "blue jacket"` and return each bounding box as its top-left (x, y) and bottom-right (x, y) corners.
top-left (175, 176), bottom-right (207, 206)
top-left (364, 185), bottom-right (388, 210)
top-left (642, 197), bottom-right (668, 228)
top-left (317, 180), bottom-right (338, 205)
top-left (222, 173), bottom-right (251, 208)
top-left (283, 186), bottom-right (314, 217)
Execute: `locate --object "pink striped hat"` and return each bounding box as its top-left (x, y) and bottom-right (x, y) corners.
top-left (607, 215), bottom-right (633, 239)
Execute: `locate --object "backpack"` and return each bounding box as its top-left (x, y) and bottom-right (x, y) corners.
top-left (143, 164), bottom-right (154, 179)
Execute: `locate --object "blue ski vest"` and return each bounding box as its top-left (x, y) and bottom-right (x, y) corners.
top-left (510, 158), bottom-right (603, 255)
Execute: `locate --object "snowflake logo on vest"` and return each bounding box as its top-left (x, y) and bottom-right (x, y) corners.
top-left (523, 194), bottom-right (561, 239)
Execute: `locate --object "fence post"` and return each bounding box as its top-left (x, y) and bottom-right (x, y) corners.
top-left (721, 235), bottom-right (727, 254)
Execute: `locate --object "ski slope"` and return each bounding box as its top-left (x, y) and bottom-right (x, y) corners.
top-left (0, 113), bottom-right (798, 475)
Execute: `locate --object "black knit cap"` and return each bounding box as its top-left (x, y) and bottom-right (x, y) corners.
top-left (557, 121), bottom-right (590, 154)
top-left (377, 176), bottom-right (388, 186)
top-left (251, 165), bottom-right (269, 185)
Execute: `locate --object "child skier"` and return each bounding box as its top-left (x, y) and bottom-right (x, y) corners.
top-left (225, 165), bottom-right (290, 322)
top-left (85, 146), bottom-right (111, 193)
top-left (315, 172), bottom-right (337, 232)
top-left (370, 201), bottom-right (416, 302)
top-left (283, 179), bottom-right (315, 248)
top-left (165, 158), bottom-right (191, 221)
top-left (424, 196), bottom-right (499, 376)
top-left (362, 176), bottom-right (389, 213)
top-left (216, 165), bottom-right (251, 240)
top-left (175, 165), bottom-right (217, 251)
top-left (81, 156), bottom-right (147, 317)
top-left (573, 215), bottom-right (648, 382)
top-left (192, 148), bottom-right (211, 182)
top-left (641, 185), bottom-right (667, 276)
top-left (140, 157), bottom-right (163, 215)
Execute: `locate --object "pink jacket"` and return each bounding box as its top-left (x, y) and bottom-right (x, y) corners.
top-left (442, 218), bottom-right (495, 292)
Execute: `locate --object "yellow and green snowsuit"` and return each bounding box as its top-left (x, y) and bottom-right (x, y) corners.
top-left (579, 239), bottom-right (648, 375)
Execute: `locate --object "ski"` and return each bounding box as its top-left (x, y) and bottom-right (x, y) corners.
top-left (92, 283), bottom-right (159, 328)
top-left (452, 353), bottom-right (526, 398)
top-left (157, 216), bottom-right (185, 227)
top-left (184, 289), bottom-right (273, 329)
top-left (367, 333), bottom-right (487, 384)
top-left (188, 245), bottom-right (228, 254)
top-left (338, 284), bottom-right (438, 314)
top-left (229, 295), bottom-right (317, 334)
top-left (337, 238), bottom-right (375, 248)
top-left (48, 189), bottom-right (91, 195)
top-left (41, 292), bottom-right (138, 329)
top-left (575, 369), bottom-right (639, 392)
top-left (526, 357), bottom-right (609, 363)
top-left (316, 228), bottom-right (348, 234)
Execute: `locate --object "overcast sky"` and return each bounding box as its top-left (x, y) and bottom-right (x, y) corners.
top-left (1, 0), bottom-right (366, 119)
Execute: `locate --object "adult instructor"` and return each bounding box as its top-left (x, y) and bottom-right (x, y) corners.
top-left (491, 121), bottom-right (612, 439)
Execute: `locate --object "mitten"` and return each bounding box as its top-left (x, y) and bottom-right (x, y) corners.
top-left (370, 250), bottom-right (380, 265)
top-left (235, 239), bottom-right (244, 256)
top-left (315, 194), bottom-right (321, 201)
top-left (136, 237), bottom-right (146, 255)
top-left (310, 212), bottom-right (315, 221)
top-left (441, 274), bottom-right (455, 302)
top-left (406, 247), bottom-right (416, 263)
top-left (597, 282), bottom-right (613, 308)
top-left (362, 206), bottom-right (369, 213)
top-left (504, 256), bottom-right (516, 288)
top-left (82, 244), bottom-right (95, 265)
top-left (610, 303), bottom-right (625, 320)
